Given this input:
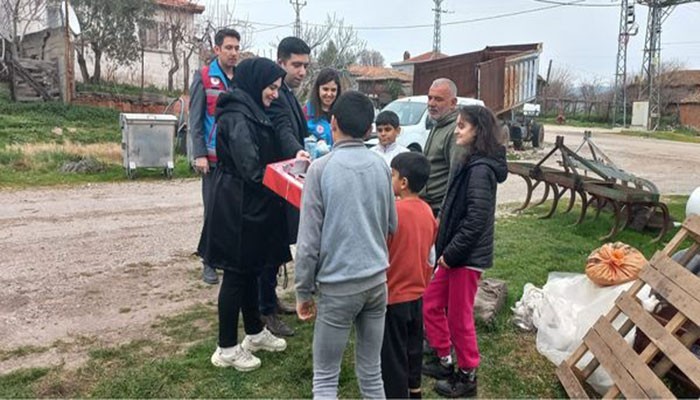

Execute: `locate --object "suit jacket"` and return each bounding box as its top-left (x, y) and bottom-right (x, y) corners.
top-left (266, 83), bottom-right (307, 244)
top-left (267, 83), bottom-right (307, 147)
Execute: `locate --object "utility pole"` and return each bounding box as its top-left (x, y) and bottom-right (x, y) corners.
top-left (639, 0), bottom-right (697, 130)
top-left (612, 0), bottom-right (638, 127)
top-left (63, 0), bottom-right (74, 104)
top-left (432, 0), bottom-right (449, 53)
top-left (289, 0), bottom-right (307, 37)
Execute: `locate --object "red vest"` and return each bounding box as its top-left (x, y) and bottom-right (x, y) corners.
top-left (201, 65), bottom-right (229, 163)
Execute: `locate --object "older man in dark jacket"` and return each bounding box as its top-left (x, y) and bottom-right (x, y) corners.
top-left (259, 37), bottom-right (311, 337)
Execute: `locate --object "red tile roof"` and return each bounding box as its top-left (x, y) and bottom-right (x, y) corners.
top-left (393, 51), bottom-right (449, 65)
top-left (347, 65), bottom-right (412, 82)
top-left (662, 70), bottom-right (700, 87)
top-left (681, 92), bottom-right (700, 104)
top-left (154, 0), bottom-right (205, 14)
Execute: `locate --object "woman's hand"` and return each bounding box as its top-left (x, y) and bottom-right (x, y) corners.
top-left (296, 299), bottom-right (316, 321)
top-left (296, 150), bottom-right (311, 161)
top-left (437, 256), bottom-right (451, 269)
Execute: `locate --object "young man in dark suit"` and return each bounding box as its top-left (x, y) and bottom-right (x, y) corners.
top-left (260, 36), bottom-right (311, 337)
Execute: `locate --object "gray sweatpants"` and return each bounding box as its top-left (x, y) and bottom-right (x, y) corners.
top-left (313, 283), bottom-right (387, 400)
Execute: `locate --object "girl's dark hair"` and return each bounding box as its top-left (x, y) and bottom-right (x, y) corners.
top-left (310, 68), bottom-right (342, 119)
top-left (458, 105), bottom-right (503, 159)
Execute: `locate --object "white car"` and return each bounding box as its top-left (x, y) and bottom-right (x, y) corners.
top-left (367, 95), bottom-right (485, 152)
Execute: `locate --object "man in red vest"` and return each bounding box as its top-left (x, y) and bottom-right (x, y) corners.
top-left (189, 29), bottom-right (240, 284)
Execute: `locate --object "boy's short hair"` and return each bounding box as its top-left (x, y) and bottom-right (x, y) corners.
top-left (277, 37), bottom-right (311, 61)
top-left (375, 110), bottom-right (400, 129)
top-left (331, 91), bottom-right (375, 139)
top-left (390, 152), bottom-right (431, 193)
top-left (215, 29), bottom-right (241, 46)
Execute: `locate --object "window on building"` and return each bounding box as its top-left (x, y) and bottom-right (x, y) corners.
top-left (138, 22), bottom-right (170, 51)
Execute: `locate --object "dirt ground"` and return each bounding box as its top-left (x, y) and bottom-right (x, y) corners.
top-left (2, 126), bottom-right (699, 374)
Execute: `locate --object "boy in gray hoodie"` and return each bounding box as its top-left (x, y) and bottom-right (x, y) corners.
top-left (295, 91), bottom-right (397, 399)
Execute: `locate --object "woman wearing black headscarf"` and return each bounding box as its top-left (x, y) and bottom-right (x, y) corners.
top-left (199, 57), bottom-right (306, 372)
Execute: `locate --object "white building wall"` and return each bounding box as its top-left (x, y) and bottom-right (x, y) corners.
top-left (14, 6), bottom-right (196, 91)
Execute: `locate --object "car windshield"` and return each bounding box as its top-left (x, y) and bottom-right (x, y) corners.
top-left (383, 101), bottom-right (426, 126)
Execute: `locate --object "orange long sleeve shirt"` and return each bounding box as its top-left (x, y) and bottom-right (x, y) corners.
top-left (386, 198), bottom-right (438, 305)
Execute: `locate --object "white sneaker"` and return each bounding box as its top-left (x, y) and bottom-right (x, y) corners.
top-left (210, 345), bottom-right (261, 372)
top-left (241, 327), bottom-right (287, 353)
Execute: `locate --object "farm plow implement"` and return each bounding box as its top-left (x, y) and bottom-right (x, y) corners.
top-left (508, 132), bottom-right (670, 242)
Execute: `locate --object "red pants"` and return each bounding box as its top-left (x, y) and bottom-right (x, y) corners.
top-left (423, 266), bottom-right (481, 369)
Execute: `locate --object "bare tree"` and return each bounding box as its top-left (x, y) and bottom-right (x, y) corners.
top-left (72, 0), bottom-right (155, 83)
top-left (628, 59), bottom-right (688, 123)
top-left (540, 65), bottom-right (576, 115)
top-left (357, 49), bottom-right (384, 67)
top-left (0, 0), bottom-right (48, 57)
top-left (291, 14), bottom-right (365, 100)
top-left (162, 5), bottom-right (198, 92)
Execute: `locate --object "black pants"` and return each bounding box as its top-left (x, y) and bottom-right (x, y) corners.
top-left (381, 298), bottom-right (424, 398)
top-left (258, 263), bottom-right (279, 316)
top-left (201, 167), bottom-right (215, 268)
top-left (218, 269), bottom-right (264, 347)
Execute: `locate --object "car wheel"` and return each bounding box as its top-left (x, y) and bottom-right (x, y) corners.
top-left (531, 123), bottom-right (542, 148)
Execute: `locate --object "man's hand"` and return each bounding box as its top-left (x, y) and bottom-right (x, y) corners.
top-left (437, 256), bottom-right (451, 269)
top-left (194, 157), bottom-right (209, 174)
top-left (296, 150), bottom-right (311, 161)
top-left (296, 299), bottom-right (316, 321)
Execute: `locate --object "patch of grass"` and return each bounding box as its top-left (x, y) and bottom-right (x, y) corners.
top-left (153, 303), bottom-right (217, 343)
top-left (0, 345), bottom-right (50, 361)
top-left (540, 116), bottom-right (611, 129)
top-left (0, 196), bottom-right (690, 398)
top-left (618, 129), bottom-right (700, 144)
top-left (0, 153), bottom-right (196, 188)
top-left (0, 368), bottom-right (51, 398)
top-left (0, 101), bottom-right (120, 147)
top-left (77, 81), bottom-right (182, 99)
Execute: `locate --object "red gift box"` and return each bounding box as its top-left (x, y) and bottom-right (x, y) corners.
top-left (263, 158), bottom-right (309, 209)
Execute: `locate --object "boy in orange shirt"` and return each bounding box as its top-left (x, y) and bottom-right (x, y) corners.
top-left (382, 152), bottom-right (438, 399)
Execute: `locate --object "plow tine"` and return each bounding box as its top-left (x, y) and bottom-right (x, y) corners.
top-left (531, 180), bottom-right (550, 207)
top-left (651, 202), bottom-right (671, 243)
top-left (540, 183), bottom-right (562, 219)
top-left (599, 200), bottom-right (621, 241)
top-left (594, 197), bottom-right (605, 220)
top-left (514, 175), bottom-right (534, 212)
top-left (564, 188), bottom-right (577, 214)
top-left (575, 190), bottom-right (588, 225)
top-left (618, 203), bottom-right (633, 232)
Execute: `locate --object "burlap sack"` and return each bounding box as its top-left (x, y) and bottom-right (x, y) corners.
top-left (586, 242), bottom-right (647, 286)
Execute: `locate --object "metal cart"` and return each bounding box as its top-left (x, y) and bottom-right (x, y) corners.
top-left (120, 113), bottom-right (177, 179)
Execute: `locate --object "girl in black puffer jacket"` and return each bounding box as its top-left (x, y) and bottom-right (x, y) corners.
top-left (423, 105), bottom-right (507, 398)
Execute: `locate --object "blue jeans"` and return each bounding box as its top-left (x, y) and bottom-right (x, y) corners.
top-left (312, 283), bottom-right (387, 399)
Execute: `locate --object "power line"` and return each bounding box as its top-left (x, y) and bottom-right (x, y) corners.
top-left (294, 0), bottom-right (588, 31)
top-left (533, 0), bottom-right (620, 7)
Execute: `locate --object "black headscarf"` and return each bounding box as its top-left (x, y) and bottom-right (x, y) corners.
top-left (233, 57), bottom-right (286, 109)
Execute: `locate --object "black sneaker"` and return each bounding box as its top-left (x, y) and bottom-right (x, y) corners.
top-left (422, 356), bottom-right (453, 380)
top-left (202, 265), bottom-right (219, 285)
top-left (434, 368), bottom-right (477, 398)
top-left (261, 314), bottom-right (295, 337)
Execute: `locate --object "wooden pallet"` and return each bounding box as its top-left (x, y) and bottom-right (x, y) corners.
top-left (556, 214), bottom-right (700, 399)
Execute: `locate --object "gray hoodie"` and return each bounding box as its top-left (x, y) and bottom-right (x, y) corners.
top-left (295, 139), bottom-right (398, 301)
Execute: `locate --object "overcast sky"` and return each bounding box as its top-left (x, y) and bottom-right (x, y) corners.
top-left (206, 0), bottom-right (699, 84)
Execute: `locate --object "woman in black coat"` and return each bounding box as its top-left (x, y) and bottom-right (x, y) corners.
top-left (422, 105), bottom-right (508, 398)
top-left (198, 57), bottom-right (305, 372)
